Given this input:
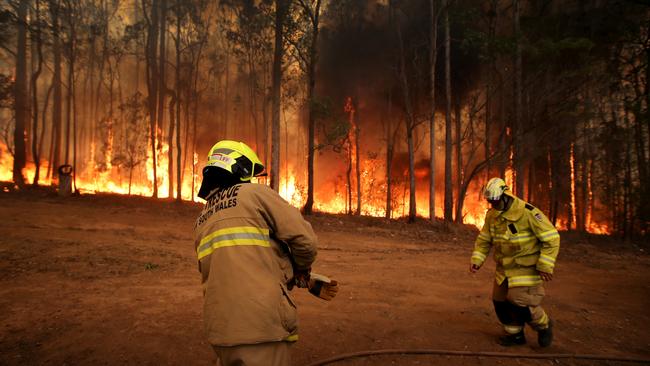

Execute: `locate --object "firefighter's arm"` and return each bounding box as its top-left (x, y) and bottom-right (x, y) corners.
top-left (256, 186), bottom-right (318, 271)
top-left (471, 214), bottom-right (493, 270)
top-left (529, 209), bottom-right (560, 274)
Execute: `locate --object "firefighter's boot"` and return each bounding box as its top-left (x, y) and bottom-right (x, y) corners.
top-left (537, 319), bottom-right (554, 347)
top-left (497, 331), bottom-right (526, 346)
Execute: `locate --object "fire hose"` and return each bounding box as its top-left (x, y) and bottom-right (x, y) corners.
top-left (305, 348), bottom-right (650, 366)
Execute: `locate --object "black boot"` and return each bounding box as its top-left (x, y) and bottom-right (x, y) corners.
top-left (497, 331), bottom-right (526, 346)
top-left (538, 319), bottom-right (554, 347)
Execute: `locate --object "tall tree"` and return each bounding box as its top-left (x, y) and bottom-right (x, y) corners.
top-left (394, 6), bottom-right (417, 223)
top-left (145, 0), bottom-right (160, 197)
top-left (13, 0), bottom-right (28, 187)
top-left (297, 0), bottom-right (323, 215)
top-left (174, 0), bottom-right (182, 202)
top-left (429, 0), bottom-right (439, 221)
top-left (31, 0), bottom-right (44, 185)
top-left (513, 0), bottom-right (524, 196)
top-left (48, 0), bottom-right (63, 181)
top-left (270, 0), bottom-right (287, 191)
top-left (443, 0), bottom-right (453, 221)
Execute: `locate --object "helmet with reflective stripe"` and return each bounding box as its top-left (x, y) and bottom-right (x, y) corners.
top-left (483, 177), bottom-right (510, 201)
top-left (197, 140), bottom-right (265, 199)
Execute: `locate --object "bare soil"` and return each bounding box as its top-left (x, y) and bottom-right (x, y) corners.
top-left (1, 189), bottom-right (649, 366)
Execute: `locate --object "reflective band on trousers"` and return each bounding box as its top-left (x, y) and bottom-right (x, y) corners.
top-left (504, 325), bottom-right (523, 334)
top-left (197, 226), bottom-right (271, 260)
top-left (285, 334), bottom-right (299, 342)
top-left (507, 275), bottom-right (542, 287)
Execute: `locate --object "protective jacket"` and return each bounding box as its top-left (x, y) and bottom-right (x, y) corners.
top-left (471, 194), bottom-right (560, 288)
top-left (193, 183), bottom-right (317, 346)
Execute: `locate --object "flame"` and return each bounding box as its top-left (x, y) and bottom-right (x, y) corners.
top-left (569, 143), bottom-right (576, 231)
top-left (0, 138), bottom-right (201, 201)
top-left (0, 138), bottom-right (610, 233)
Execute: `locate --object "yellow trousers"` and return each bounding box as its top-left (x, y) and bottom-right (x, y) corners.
top-left (492, 280), bottom-right (550, 333)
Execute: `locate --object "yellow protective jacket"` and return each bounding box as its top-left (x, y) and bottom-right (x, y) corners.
top-left (193, 183), bottom-right (317, 346)
top-left (471, 194), bottom-right (560, 288)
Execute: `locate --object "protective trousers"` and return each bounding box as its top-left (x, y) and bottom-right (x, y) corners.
top-left (492, 279), bottom-right (550, 334)
top-left (213, 341), bottom-right (291, 366)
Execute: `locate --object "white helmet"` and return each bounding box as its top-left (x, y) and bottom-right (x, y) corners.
top-left (483, 177), bottom-right (510, 201)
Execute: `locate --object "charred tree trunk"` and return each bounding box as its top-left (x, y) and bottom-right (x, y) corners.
top-left (168, 95), bottom-right (175, 199)
top-left (354, 101), bottom-right (361, 216)
top-left (443, 1), bottom-right (453, 221)
top-left (346, 138), bottom-right (352, 214)
top-left (159, 0), bottom-right (171, 197)
top-left (395, 9), bottom-right (417, 223)
top-left (454, 102), bottom-right (462, 223)
top-left (49, 0), bottom-right (63, 181)
top-left (485, 0), bottom-right (497, 180)
top-left (513, 0), bottom-right (524, 196)
top-left (385, 90), bottom-right (396, 219)
top-left (301, 0), bottom-right (322, 215)
top-left (429, 0), bottom-right (438, 221)
top-left (175, 5), bottom-right (182, 202)
top-left (13, 0), bottom-right (29, 187)
top-left (146, 0), bottom-right (160, 197)
top-left (31, 0), bottom-right (44, 185)
top-left (39, 81), bottom-right (53, 169)
top-left (270, 0), bottom-right (286, 191)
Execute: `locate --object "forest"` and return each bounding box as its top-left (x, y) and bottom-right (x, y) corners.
top-left (0, 0), bottom-right (648, 238)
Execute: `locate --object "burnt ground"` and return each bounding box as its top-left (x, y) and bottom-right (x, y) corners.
top-left (0, 189), bottom-right (649, 366)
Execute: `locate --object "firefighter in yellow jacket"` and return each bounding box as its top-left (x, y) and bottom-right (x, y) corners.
top-left (470, 177), bottom-right (560, 347)
top-left (194, 140), bottom-right (317, 366)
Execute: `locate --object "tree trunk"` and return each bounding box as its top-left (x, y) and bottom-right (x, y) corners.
top-left (454, 102), bottom-right (462, 223)
top-left (168, 95), bottom-right (175, 198)
top-left (270, 0), bottom-right (286, 191)
top-left (65, 3), bottom-right (77, 192)
top-left (395, 7), bottom-right (417, 223)
top-left (513, 0), bottom-right (524, 196)
top-left (49, 0), bottom-right (63, 182)
top-left (485, 0), bottom-right (497, 180)
top-left (13, 0), bottom-right (29, 187)
top-left (346, 138), bottom-right (352, 214)
top-left (31, 0), bottom-right (44, 185)
top-left (303, 0), bottom-right (322, 215)
top-left (443, 1), bottom-right (453, 221)
top-left (429, 0), bottom-right (438, 221)
top-left (385, 90), bottom-right (394, 219)
top-left (146, 0), bottom-right (160, 197)
top-left (354, 100), bottom-right (361, 216)
top-left (159, 0), bottom-right (171, 197)
top-left (175, 6), bottom-right (182, 202)
top-left (39, 80), bottom-right (53, 169)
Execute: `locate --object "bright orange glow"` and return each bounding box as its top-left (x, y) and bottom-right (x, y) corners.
top-left (569, 143), bottom-right (576, 231)
top-left (0, 142), bottom-right (12, 182)
top-left (0, 139), bottom-right (610, 234)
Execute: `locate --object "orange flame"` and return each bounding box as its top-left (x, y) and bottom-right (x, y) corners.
top-left (0, 139), bottom-right (610, 234)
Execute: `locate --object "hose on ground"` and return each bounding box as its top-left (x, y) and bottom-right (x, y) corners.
top-left (305, 348), bottom-right (650, 366)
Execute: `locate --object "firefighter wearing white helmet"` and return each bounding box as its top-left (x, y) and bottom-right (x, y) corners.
top-left (194, 140), bottom-right (317, 366)
top-left (469, 177), bottom-right (560, 347)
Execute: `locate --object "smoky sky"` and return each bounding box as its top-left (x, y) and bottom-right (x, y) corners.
top-left (316, 0), bottom-right (483, 126)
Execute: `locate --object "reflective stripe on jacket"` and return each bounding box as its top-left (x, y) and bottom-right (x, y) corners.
top-left (471, 195), bottom-right (560, 288)
top-left (193, 183), bottom-right (318, 346)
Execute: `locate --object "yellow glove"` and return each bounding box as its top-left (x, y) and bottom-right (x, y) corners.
top-left (308, 273), bottom-right (339, 301)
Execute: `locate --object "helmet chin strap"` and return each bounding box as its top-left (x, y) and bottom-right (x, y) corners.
top-left (491, 194), bottom-right (513, 211)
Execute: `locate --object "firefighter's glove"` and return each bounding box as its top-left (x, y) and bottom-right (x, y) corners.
top-left (290, 268), bottom-right (311, 290)
top-left (308, 273), bottom-right (339, 301)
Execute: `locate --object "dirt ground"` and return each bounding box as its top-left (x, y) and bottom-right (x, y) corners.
top-left (1, 189), bottom-right (649, 366)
